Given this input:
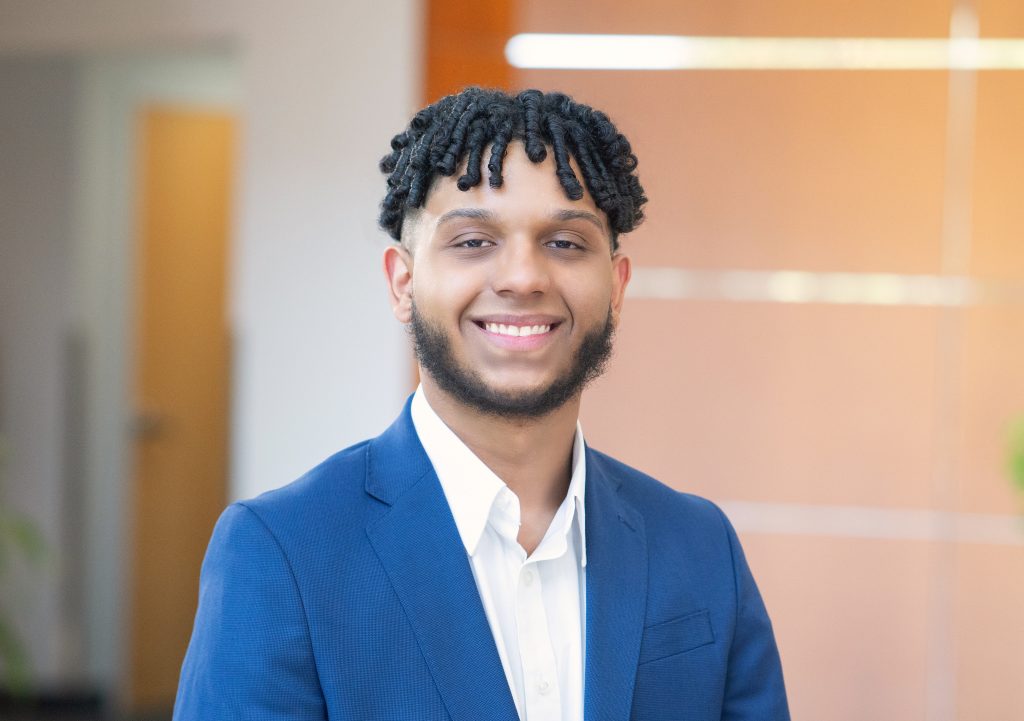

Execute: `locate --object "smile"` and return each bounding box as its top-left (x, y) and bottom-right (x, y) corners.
top-left (471, 318), bottom-right (562, 350)
top-left (482, 323), bottom-right (552, 337)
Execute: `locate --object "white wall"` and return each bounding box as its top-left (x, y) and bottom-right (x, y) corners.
top-left (229, 2), bottom-right (419, 498)
top-left (0, 0), bottom-right (419, 698)
top-left (0, 57), bottom-right (77, 687)
top-left (74, 50), bottom-right (243, 696)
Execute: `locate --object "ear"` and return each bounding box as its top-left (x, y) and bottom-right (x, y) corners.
top-left (383, 244), bottom-right (414, 323)
top-left (610, 252), bottom-right (631, 326)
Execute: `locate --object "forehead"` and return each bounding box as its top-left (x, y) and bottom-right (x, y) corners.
top-left (415, 141), bottom-right (609, 237)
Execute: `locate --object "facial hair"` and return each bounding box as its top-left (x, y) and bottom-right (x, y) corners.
top-left (409, 300), bottom-right (615, 420)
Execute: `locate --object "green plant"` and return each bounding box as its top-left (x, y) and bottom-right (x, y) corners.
top-left (1010, 415), bottom-right (1024, 496)
top-left (0, 438), bottom-right (47, 694)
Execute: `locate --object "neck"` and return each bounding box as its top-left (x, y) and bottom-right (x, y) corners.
top-left (420, 375), bottom-right (579, 553)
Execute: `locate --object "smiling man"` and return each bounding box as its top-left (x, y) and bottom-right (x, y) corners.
top-left (174, 88), bottom-right (790, 721)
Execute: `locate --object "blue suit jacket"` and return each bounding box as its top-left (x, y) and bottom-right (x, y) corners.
top-left (174, 400), bottom-right (789, 720)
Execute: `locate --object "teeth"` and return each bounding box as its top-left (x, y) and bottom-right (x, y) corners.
top-left (484, 323), bottom-right (551, 337)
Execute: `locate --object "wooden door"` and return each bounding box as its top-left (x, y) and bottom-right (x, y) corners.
top-left (128, 106), bottom-right (234, 711)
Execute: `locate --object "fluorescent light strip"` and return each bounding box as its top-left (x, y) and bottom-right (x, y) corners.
top-left (626, 268), bottom-right (1024, 306)
top-left (506, 34), bottom-right (1024, 70)
top-left (719, 501), bottom-right (1024, 546)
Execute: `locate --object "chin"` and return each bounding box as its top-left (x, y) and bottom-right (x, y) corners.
top-left (477, 371), bottom-right (563, 397)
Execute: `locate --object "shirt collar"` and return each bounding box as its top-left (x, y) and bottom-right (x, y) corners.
top-left (410, 386), bottom-right (587, 566)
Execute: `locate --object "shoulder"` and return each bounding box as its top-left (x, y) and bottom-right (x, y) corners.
top-left (587, 446), bottom-right (731, 536)
top-left (585, 446), bottom-right (742, 579)
top-left (218, 438), bottom-right (378, 556)
top-left (210, 400), bottom-right (427, 562)
top-left (241, 438), bottom-right (374, 518)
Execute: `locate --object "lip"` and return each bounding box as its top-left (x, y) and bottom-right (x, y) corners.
top-left (470, 314), bottom-right (563, 351)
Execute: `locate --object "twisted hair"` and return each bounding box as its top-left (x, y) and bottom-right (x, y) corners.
top-left (379, 88), bottom-right (647, 251)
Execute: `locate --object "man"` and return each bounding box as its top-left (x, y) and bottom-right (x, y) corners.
top-left (174, 87), bottom-right (790, 720)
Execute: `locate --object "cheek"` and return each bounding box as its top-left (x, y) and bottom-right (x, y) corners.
top-left (412, 271), bottom-right (480, 317)
top-left (569, 278), bottom-right (615, 318)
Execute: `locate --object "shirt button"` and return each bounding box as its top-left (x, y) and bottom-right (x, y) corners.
top-left (522, 569), bottom-right (535, 586)
top-left (537, 678), bottom-right (551, 695)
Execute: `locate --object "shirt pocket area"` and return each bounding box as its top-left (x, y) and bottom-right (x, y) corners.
top-left (637, 609), bottom-right (715, 665)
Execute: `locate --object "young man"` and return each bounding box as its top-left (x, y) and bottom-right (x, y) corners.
top-left (174, 88), bottom-right (790, 720)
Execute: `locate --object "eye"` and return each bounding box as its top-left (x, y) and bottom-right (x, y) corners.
top-left (455, 237), bottom-right (493, 249)
top-left (546, 237), bottom-right (583, 250)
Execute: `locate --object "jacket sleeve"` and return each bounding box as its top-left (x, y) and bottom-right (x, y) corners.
top-left (716, 507), bottom-right (791, 721)
top-left (173, 503), bottom-right (327, 721)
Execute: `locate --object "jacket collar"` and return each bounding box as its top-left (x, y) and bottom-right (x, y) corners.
top-left (364, 399), bottom-right (648, 721)
top-left (365, 398), bottom-right (519, 721)
top-left (408, 386), bottom-right (589, 564)
top-left (364, 395), bottom-right (433, 506)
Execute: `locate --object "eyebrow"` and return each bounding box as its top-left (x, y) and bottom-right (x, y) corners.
top-left (435, 207), bottom-right (606, 232)
top-left (550, 208), bottom-right (606, 232)
top-left (436, 208), bottom-right (497, 226)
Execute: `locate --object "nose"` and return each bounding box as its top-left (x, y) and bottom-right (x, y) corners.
top-left (491, 240), bottom-right (550, 297)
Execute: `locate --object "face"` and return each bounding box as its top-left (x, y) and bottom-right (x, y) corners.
top-left (384, 142), bottom-right (631, 419)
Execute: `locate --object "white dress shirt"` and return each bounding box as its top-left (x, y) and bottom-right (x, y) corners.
top-left (410, 388), bottom-right (586, 721)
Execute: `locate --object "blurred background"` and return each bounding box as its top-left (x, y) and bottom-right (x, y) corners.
top-left (0, 1), bottom-right (1022, 719)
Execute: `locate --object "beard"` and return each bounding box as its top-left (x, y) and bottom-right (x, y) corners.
top-left (409, 300), bottom-right (616, 420)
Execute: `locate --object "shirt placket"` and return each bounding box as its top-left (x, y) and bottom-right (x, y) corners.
top-left (515, 560), bottom-right (562, 721)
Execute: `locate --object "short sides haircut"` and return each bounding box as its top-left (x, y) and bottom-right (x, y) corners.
top-left (378, 87), bottom-right (647, 251)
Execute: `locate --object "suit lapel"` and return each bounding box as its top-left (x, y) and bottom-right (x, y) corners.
top-left (365, 403), bottom-right (518, 721)
top-left (584, 449), bottom-right (649, 721)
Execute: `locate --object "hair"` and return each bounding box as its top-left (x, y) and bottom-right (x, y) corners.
top-left (378, 87), bottom-right (647, 251)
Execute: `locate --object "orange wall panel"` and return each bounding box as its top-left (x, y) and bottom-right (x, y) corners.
top-left (519, 0), bottom-right (954, 37)
top-left (978, 0), bottom-right (1024, 36)
top-left (583, 301), bottom-right (942, 508)
top-left (425, 0), bottom-right (512, 102)
top-left (956, 306), bottom-right (1024, 515)
top-left (743, 534), bottom-right (931, 721)
top-left (954, 543), bottom-right (1024, 719)
top-left (971, 73), bottom-right (1024, 280)
top-left (513, 70), bottom-right (949, 273)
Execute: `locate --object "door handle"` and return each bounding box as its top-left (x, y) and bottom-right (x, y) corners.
top-left (130, 408), bottom-right (169, 440)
